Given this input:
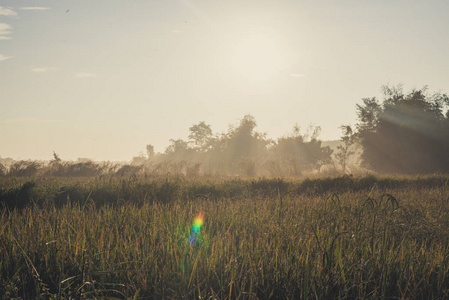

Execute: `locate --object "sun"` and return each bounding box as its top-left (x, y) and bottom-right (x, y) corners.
top-left (227, 32), bottom-right (287, 82)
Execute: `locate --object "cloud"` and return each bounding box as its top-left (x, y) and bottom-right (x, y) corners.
top-left (74, 72), bottom-right (97, 79)
top-left (0, 23), bottom-right (13, 39)
top-left (0, 6), bottom-right (17, 16)
top-left (31, 67), bottom-right (57, 73)
top-left (2, 117), bottom-right (58, 124)
top-left (0, 23), bottom-right (12, 33)
top-left (0, 54), bottom-right (12, 62)
top-left (20, 7), bottom-right (51, 11)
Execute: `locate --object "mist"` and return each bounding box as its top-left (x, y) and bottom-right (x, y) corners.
top-left (2, 85), bottom-right (449, 178)
top-left (0, 114), bottom-right (350, 178)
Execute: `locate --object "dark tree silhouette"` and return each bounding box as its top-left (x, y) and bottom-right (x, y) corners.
top-left (356, 85), bottom-right (449, 174)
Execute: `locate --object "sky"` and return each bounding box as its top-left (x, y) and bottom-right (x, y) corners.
top-left (1, 0), bottom-right (449, 162)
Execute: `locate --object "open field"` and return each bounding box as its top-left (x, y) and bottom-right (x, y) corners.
top-left (1, 175), bottom-right (449, 299)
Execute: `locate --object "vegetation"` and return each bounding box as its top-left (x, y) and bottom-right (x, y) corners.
top-left (0, 115), bottom-right (335, 178)
top-left (356, 85), bottom-right (449, 174)
top-left (1, 85), bottom-right (448, 178)
top-left (153, 115), bottom-right (334, 177)
top-left (2, 175), bottom-right (449, 299)
top-left (2, 84), bottom-right (449, 298)
top-left (335, 125), bottom-right (356, 174)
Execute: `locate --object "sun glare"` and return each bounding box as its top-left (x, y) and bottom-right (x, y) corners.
top-left (228, 32), bottom-right (287, 82)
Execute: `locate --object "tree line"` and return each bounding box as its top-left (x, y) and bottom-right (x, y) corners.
top-left (1, 84), bottom-right (448, 177)
top-left (141, 115), bottom-right (334, 176)
top-left (140, 84), bottom-right (449, 176)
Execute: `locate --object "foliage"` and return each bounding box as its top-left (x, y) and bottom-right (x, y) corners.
top-left (46, 160), bottom-right (104, 177)
top-left (165, 139), bottom-right (196, 160)
top-left (0, 115), bottom-right (334, 178)
top-left (140, 115), bottom-right (333, 176)
top-left (270, 125), bottom-right (333, 176)
top-left (188, 121), bottom-right (213, 151)
top-left (9, 161), bottom-right (41, 177)
top-left (356, 85), bottom-right (449, 174)
top-left (335, 125), bottom-right (356, 173)
top-left (146, 144), bottom-right (155, 157)
top-left (0, 163), bottom-right (6, 177)
top-left (1, 175), bottom-right (449, 298)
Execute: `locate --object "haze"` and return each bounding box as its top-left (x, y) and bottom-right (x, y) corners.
top-left (1, 0), bottom-right (449, 161)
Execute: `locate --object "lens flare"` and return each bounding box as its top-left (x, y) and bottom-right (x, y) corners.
top-left (189, 213), bottom-right (204, 245)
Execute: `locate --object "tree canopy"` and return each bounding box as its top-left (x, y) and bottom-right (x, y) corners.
top-left (356, 85), bottom-right (449, 174)
top-left (146, 115), bottom-right (334, 176)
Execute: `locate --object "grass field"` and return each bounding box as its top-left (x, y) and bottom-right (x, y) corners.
top-left (1, 175), bottom-right (449, 299)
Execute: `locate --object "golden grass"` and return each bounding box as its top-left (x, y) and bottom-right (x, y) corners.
top-left (1, 175), bottom-right (449, 298)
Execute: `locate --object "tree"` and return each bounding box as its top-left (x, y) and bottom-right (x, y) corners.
top-left (224, 115), bottom-right (268, 172)
top-left (165, 139), bottom-right (195, 160)
top-left (49, 151), bottom-right (64, 175)
top-left (188, 121), bottom-right (213, 151)
top-left (335, 125), bottom-right (355, 174)
top-left (356, 85), bottom-right (449, 174)
top-left (272, 125), bottom-right (333, 175)
top-left (146, 144), bottom-right (155, 157)
top-left (0, 163), bottom-right (6, 176)
top-left (52, 151), bottom-right (61, 163)
top-left (165, 139), bottom-right (189, 154)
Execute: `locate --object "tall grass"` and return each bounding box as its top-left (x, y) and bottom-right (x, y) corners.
top-left (1, 175), bottom-right (449, 298)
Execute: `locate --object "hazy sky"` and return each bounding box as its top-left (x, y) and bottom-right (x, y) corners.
top-left (1, 0), bottom-right (449, 161)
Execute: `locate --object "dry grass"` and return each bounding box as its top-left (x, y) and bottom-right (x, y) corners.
top-left (1, 175), bottom-right (449, 299)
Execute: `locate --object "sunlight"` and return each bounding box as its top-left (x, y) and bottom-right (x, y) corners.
top-left (228, 32), bottom-right (287, 82)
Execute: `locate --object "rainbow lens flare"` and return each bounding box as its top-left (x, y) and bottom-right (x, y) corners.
top-left (189, 213), bottom-right (204, 245)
